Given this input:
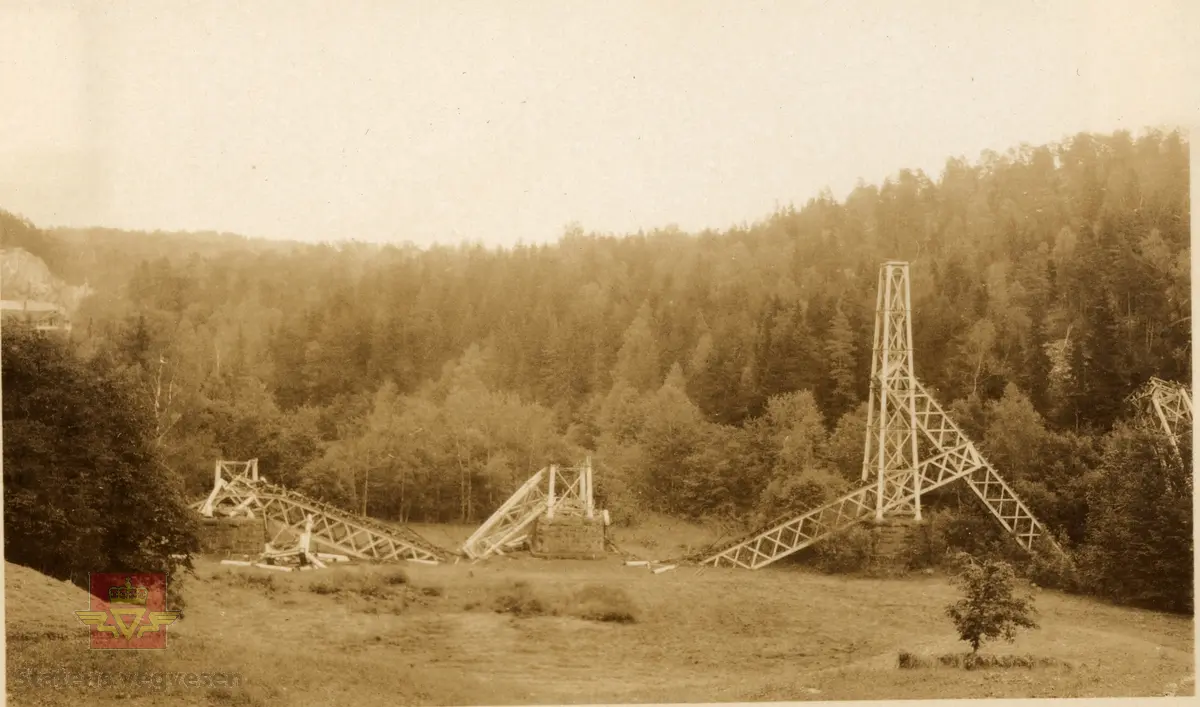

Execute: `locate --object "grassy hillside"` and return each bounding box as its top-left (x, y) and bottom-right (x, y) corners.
top-left (6, 557), bottom-right (1192, 705)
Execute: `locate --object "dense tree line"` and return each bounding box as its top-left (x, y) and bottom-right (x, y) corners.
top-left (2, 324), bottom-right (197, 589)
top-left (0, 127), bottom-right (1190, 612)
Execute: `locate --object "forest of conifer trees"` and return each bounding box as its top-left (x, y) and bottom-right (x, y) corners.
top-left (1, 127), bottom-right (1192, 612)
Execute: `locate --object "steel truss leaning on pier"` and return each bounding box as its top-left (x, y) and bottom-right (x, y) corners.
top-left (194, 459), bottom-right (448, 563)
top-left (461, 459), bottom-right (596, 560)
top-left (699, 261), bottom-right (1065, 570)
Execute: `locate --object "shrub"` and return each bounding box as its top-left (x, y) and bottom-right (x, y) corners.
top-left (945, 553), bottom-right (1038, 653)
top-left (905, 509), bottom-right (954, 568)
top-left (897, 650), bottom-right (1071, 671)
top-left (486, 580), bottom-right (639, 623)
top-left (814, 523), bottom-right (875, 573)
top-left (307, 579), bottom-right (340, 595)
top-left (1026, 532), bottom-right (1079, 592)
top-left (897, 650), bottom-right (931, 669)
top-left (569, 585), bottom-right (639, 623)
top-left (491, 581), bottom-right (552, 617)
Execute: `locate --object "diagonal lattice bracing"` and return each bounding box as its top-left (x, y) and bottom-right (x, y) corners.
top-left (461, 467), bottom-right (549, 559)
top-left (698, 381), bottom-right (1065, 569)
top-left (910, 380), bottom-right (1059, 554)
top-left (861, 261), bottom-right (923, 521)
top-left (699, 261), bottom-right (1065, 570)
top-left (196, 459), bottom-right (448, 562)
top-left (1128, 377), bottom-right (1193, 454)
top-left (461, 460), bottom-right (596, 559)
top-left (699, 484), bottom-right (881, 569)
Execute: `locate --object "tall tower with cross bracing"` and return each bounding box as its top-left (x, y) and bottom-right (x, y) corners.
top-left (696, 261), bottom-right (1065, 569)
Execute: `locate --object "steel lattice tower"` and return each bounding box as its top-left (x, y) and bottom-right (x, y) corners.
top-left (861, 261), bottom-right (922, 521)
top-left (698, 260), bottom-right (1064, 569)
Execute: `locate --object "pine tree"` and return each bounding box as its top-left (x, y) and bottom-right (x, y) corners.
top-left (823, 302), bottom-right (858, 417)
top-left (612, 302), bottom-right (661, 392)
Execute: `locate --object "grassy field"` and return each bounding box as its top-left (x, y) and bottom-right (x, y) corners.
top-left (5, 522), bottom-right (1194, 705)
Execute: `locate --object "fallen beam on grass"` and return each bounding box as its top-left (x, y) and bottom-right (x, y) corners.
top-left (624, 560), bottom-right (650, 567)
top-left (406, 558), bottom-right (440, 566)
top-left (652, 564), bottom-right (677, 574)
top-left (220, 560), bottom-right (253, 567)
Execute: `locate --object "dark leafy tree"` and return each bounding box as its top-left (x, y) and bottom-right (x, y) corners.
top-left (2, 324), bottom-right (199, 588)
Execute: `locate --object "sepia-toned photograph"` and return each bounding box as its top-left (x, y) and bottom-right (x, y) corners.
top-left (1, 1), bottom-right (1194, 704)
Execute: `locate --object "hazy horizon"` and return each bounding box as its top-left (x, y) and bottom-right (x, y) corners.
top-left (3, 1), bottom-right (1196, 247)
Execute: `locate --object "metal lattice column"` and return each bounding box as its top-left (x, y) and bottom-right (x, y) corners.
top-left (861, 261), bottom-right (922, 521)
top-left (1128, 377), bottom-right (1193, 456)
top-left (700, 260), bottom-right (1067, 570)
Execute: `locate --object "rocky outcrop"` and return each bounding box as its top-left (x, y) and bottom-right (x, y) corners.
top-left (0, 248), bottom-right (92, 312)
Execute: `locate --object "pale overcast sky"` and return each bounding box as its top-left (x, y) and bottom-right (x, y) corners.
top-left (2, 1), bottom-right (1196, 247)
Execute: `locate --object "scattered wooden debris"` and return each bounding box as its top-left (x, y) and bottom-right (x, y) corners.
top-left (624, 559), bottom-right (678, 574)
top-left (223, 514), bottom-right (334, 573)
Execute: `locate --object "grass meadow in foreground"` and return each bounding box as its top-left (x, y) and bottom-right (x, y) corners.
top-left (6, 547), bottom-right (1194, 706)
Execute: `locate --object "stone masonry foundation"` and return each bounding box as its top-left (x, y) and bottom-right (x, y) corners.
top-left (869, 518), bottom-right (922, 574)
top-left (198, 516), bottom-right (265, 556)
top-left (530, 515), bottom-right (606, 560)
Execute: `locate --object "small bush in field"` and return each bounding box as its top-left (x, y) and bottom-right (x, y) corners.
top-left (570, 585), bottom-right (639, 623)
top-left (945, 552), bottom-right (1038, 653)
top-left (487, 580), bottom-right (639, 623)
top-left (491, 581), bottom-right (553, 617)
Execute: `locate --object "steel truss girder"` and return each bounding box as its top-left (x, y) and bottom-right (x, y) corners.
top-left (460, 461), bottom-right (596, 560)
top-left (702, 379), bottom-right (1063, 568)
top-left (195, 460), bottom-right (447, 562)
top-left (1128, 377), bottom-right (1193, 453)
top-left (701, 260), bottom-right (1063, 570)
top-left (461, 467), bottom-right (549, 559)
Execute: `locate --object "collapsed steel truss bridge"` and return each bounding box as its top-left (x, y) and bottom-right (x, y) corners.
top-left (461, 459), bottom-right (597, 559)
top-left (195, 459), bottom-right (448, 563)
top-left (697, 261), bottom-right (1067, 570)
top-left (1128, 376), bottom-right (1193, 454)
